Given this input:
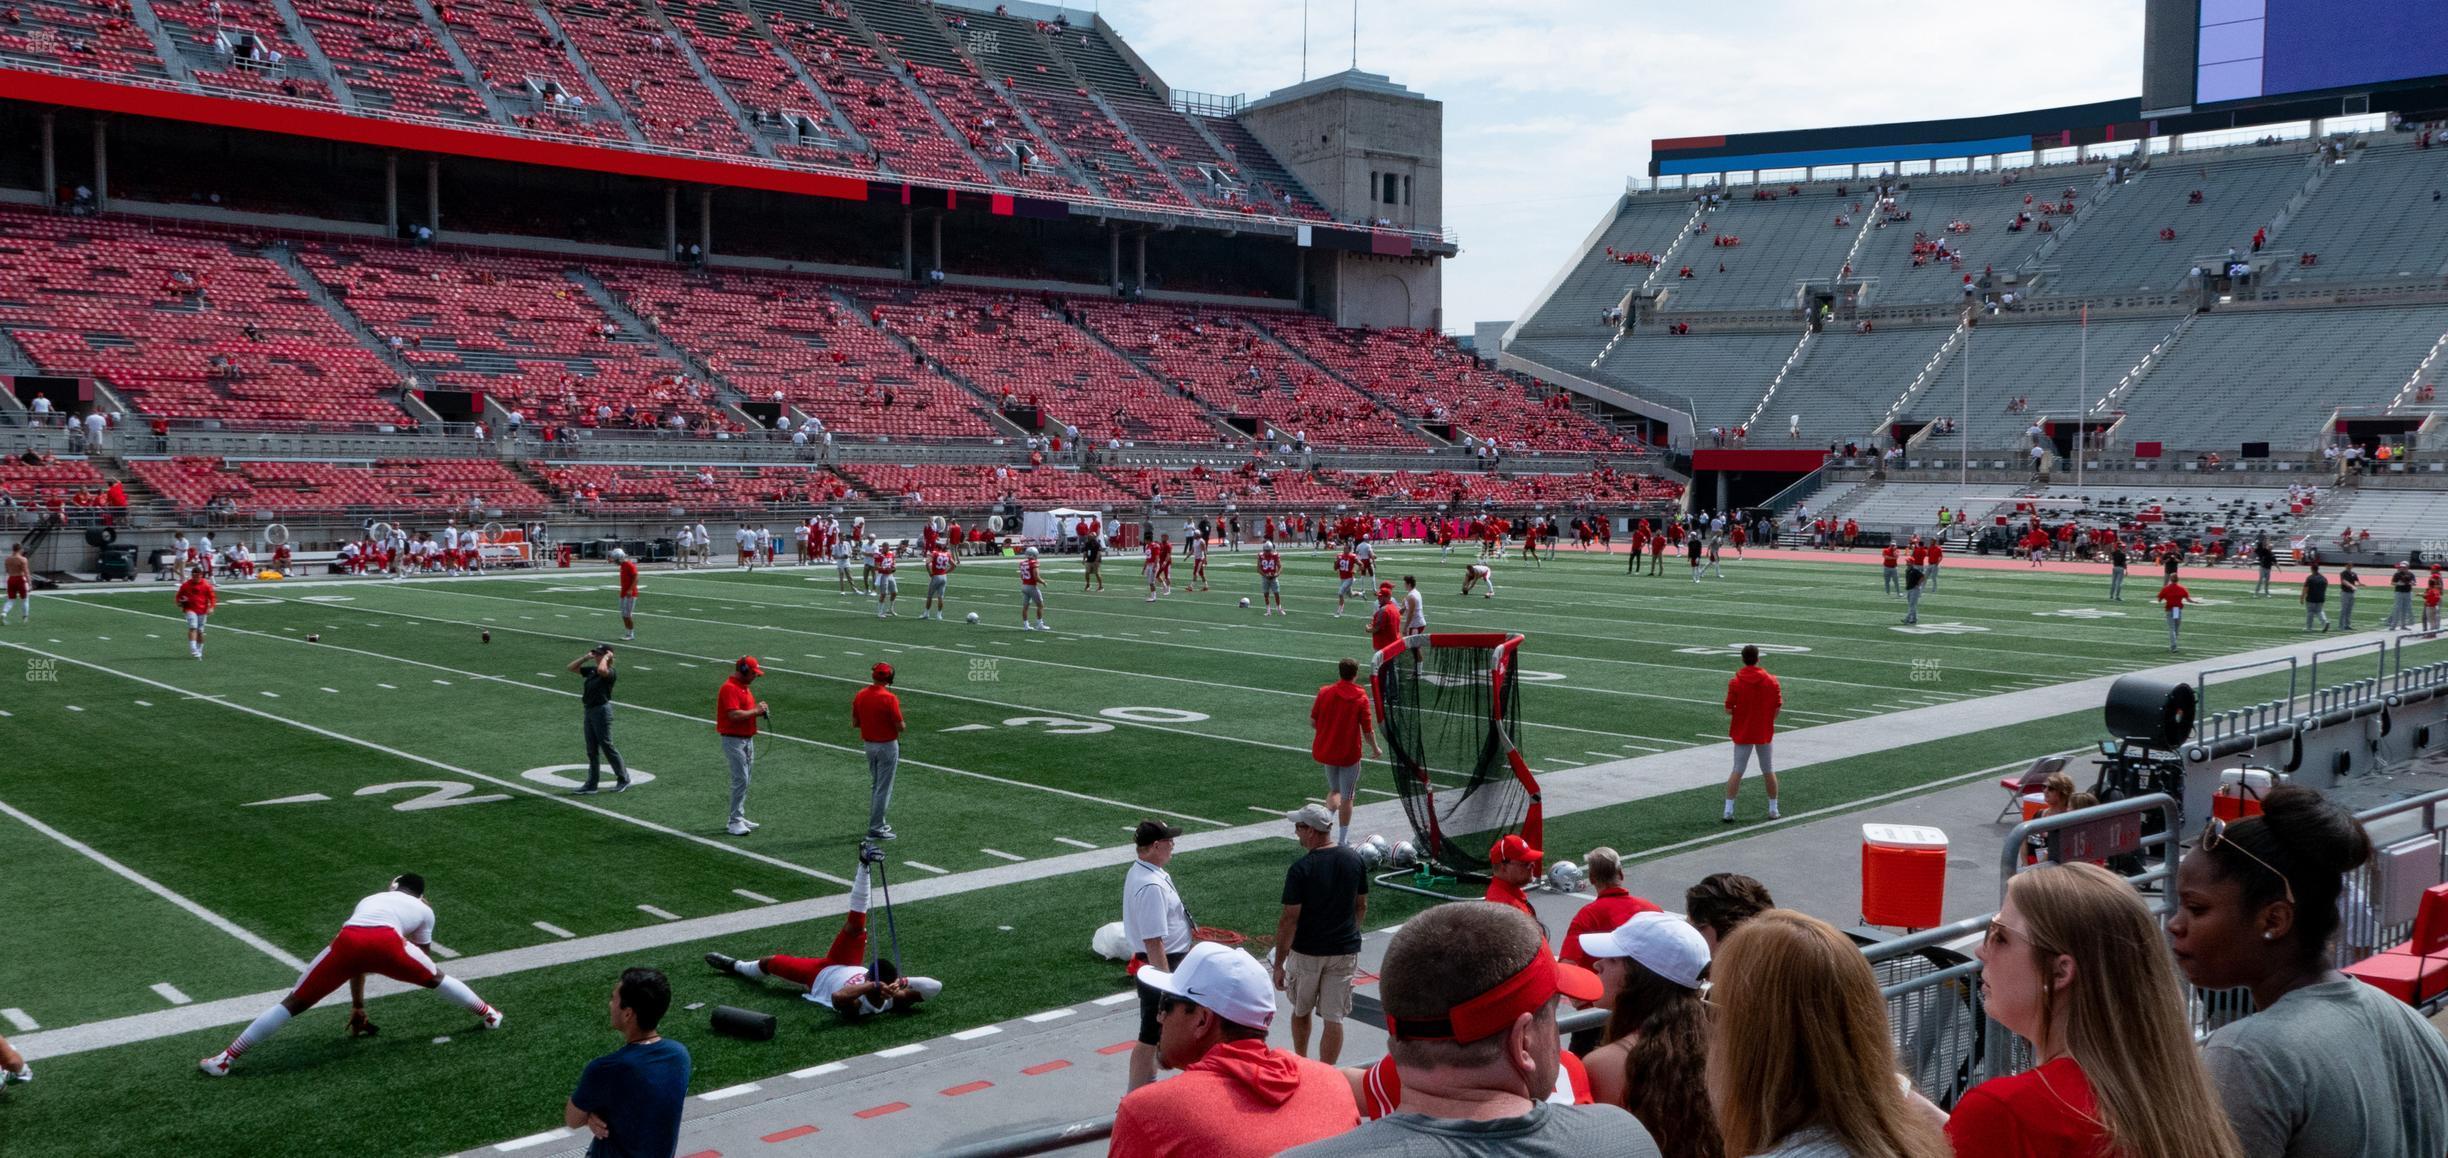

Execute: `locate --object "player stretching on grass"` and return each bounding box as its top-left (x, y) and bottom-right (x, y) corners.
top-left (1258, 541), bottom-right (1286, 615)
top-left (176, 565), bottom-right (216, 660)
top-left (200, 874), bottom-right (502, 1076)
top-left (1460, 561), bottom-right (1496, 599)
top-left (705, 845), bottom-right (941, 1016)
top-left (1019, 547), bottom-right (1049, 631)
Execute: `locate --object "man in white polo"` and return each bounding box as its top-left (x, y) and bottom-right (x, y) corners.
top-left (1123, 819), bottom-right (1193, 1092)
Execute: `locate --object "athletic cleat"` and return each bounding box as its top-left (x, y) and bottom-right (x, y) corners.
top-left (726, 821), bottom-right (752, 836)
top-left (479, 1007), bottom-right (504, 1031)
top-left (198, 1053), bottom-right (232, 1077)
top-left (867, 827), bottom-right (896, 843)
top-left (743, 818), bottom-right (760, 830)
top-left (572, 785), bottom-right (600, 795)
top-left (705, 952), bottom-right (738, 974)
top-left (611, 781), bottom-right (630, 793)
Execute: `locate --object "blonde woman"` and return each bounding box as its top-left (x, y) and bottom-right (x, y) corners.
top-left (1708, 910), bottom-right (1950, 1158)
top-left (1953, 863), bottom-right (2241, 1158)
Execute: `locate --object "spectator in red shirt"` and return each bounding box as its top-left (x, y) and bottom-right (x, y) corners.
top-left (1558, 848), bottom-right (1662, 970)
top-left (1111, 942), bottom-right (1359, 1156)
top-left (1721, 646), bottom-right (1782, 823)
top-left (1951, 863), bottom-right (2241, 1158)
top-left (1482, 834), bottom-right (1541, 915)
top-left (716, 657), bottom-right (769, 836)
top-left (1309, 657), bottom-right (1381, 846)
top-left (852, 663), bottom-right (905, 842)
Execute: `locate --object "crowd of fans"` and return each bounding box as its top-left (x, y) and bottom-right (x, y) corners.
top-left (1104, 783), bottom-right (2448, 1156)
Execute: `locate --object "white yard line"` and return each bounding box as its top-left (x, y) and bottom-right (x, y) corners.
top-left (149, 983), bottom-right (192, 1006)
top-left (732, 889), bottom-right (779, 905)
top-left (0, 800), bottom-right (307, 971)
top-left (1, 1008), bottom-right (38, 1032)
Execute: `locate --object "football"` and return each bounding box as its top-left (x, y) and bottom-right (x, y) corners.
top-left (1238, 597), bottom-right (1251, 608)
top-left (964, 612), bottom-right (980, 624)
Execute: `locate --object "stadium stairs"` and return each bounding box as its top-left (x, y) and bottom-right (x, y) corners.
top-left (563, 267), bottom-right (762, 425)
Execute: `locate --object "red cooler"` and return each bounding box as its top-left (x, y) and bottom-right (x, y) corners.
top-left (1862, 824), bottom-right (1949, 930)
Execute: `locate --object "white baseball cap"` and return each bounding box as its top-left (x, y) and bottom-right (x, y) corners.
top-left (1577, 911), bottom-right (1710, 990)
top-left (1137, 941), bottom-right (1276, 1031)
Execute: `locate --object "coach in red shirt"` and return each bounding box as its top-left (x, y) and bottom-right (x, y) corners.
top-left (716, 658), bottom-right (768, 836)
top-left (1482, 834), bottom-right (1541, 915)
top-left (1557, 847), bottom-right (1661, 969)
top-left (1365, 582), bottom-right (1401, 656)
top-left (1722, 645), bottom-right (1782, 823)
top-left (852, 663), bottom-right (905, 841)
top-left (1309, 658), bottom-right (1381, 846)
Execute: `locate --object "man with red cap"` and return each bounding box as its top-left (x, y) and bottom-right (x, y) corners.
top-left (1483, 834), bottom-right (1541, 916)
top-left (1366, 582), bottom-right (1401, 656)
top-left (1111, 941), bottom-right (1359, 1155)
top-left (1290, 903), bottom-right (1652, 1155)
top-left (717, 657), bottom-right (769, 836)
top-left (853, 662), bottom-right (904, 842)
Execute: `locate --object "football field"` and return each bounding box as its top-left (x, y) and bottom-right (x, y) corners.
top-left (0, 544), bottom-right (2402, 1155)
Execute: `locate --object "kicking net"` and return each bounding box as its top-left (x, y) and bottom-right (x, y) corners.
top-left (1371, 632), bottom-right (1541, 876)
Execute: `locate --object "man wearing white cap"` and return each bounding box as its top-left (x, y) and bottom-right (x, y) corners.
top-left (1573, 911), bottom-right (1712, 1111)
top-left (1110, 941), bottom-right (1359, 1157)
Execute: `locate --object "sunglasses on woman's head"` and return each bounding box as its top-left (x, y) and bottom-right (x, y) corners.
top-left (2201, 817), bottom-right (2296, 908)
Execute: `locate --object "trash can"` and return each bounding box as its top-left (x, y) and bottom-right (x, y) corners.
top-left (1862, 823), bottom-right (1948, 930)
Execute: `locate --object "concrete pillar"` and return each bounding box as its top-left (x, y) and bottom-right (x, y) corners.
top-left (1134, 231), bottom-right (1146, 288)
top-left (38, 112), bottom-right (55, 207)
top-left (698, 187), bottom-right (711, 258)
top-left (901, 211), bottom-right (914, 278)
top-left (1294, 248), bottom-right (1306, 308)
top-left (90, 118), bottom-right (107, 207)
top-left (1108, 224), bottom-right (1120, 287)
top-left (1716, 473), bottom-right (1729, 511)
top-left (426, 158), bottom-right (440, 232)
top-left (929, 213), bottom-right (942, 275)
top-left (664, 186), bottom-right (677, 259)
top-left (384, 154), bottom-right (398, 237)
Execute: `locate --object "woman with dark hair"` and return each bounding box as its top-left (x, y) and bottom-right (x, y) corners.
top-left (2167, 785), bottom-right (2448, 1158)
top-left (1578, 912), bottom-right (1719, 1158)
top-left (1684, 872), bottom-right (1774, 952)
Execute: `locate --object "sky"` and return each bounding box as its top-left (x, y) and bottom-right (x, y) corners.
top-left (1088, 0), bottom-right (2148, 330)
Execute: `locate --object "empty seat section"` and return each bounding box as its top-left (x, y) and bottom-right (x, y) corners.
top-left (847, 0), bottom-right (1081, 196)
top-left (1335, 467), bottom-right (1683, 507)
top-left (660, 0), bottom-right (875, 169)
top-left (589, 266), bottom-right (998, 439)
top-left (0, 0), bottom-right (174, 81)
top-left (125, 456), bottom-right (549, 513)
top-left (835, 462), bottom-right (1134, 506)
top-left (292, 0), bottom-right (487, 119)
top-left (1850, 176), bottom-right (2097, 304)
top-left (1574, 327), bottom-right (1795, 433)
top-left (1073, 303), bottom-right (1421, 448)
top-left (148, 0), bottom-right (334, 101)
top-left (962, 9), bottom-right (1186, 208)
top-left (1098, 465), bottom-right (1358, 507)
top-left (1198, 116), bottom-right (1333, 220)
top-left (2268, 140), bottom-right (2448, 283)
top-left (1658, 189), bottom-right (1860, 310)
top-left (1910, 316), bottom-right (2185, 450)
top-left (2039, 149), bottom-right (2310, 294)
top-left (0, 210), bottom-right (407, 424)
top-left (1042, 20), bottom-right (1254, 215)
top-left (752, 0), bottom-right (988, 185)
top-left (861, 288), bottom-right (1221, 443)
top-left (538, 463), bottom-right (850, 508)
top-left (2113, 307), bottom-right (2448, 450)
top-left (0, 457), bottom-right (111, 507)
top-left (1775, 325), bottom-right (1956, 443)
top-left (441, 0), bottom-right (631, 141)
top-left (1260, 316), bottom-right (1630, 452)
top-left (550, 0), bottom-right (752, 153)
top-left (292, 245), bottom-right (723, 432)
top-left (1513, 195), bottom-right (1697, 340)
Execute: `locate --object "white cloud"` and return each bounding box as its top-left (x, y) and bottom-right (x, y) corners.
top-left (1093, 0), bottom-right (2145, 328)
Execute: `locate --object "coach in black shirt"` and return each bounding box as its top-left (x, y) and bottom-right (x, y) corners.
top-left (569, 645), bottom-right (630, 794)
top-left (1273, 804), bottom-right (1367, 1064)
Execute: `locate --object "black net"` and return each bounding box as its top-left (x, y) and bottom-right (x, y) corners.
top-left (1374, 638), bottom-right (1529, 875)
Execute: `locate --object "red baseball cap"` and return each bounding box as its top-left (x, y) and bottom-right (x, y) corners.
top-left (736, 656), bottom-right (764, 676)
top-left (1488, 834), bottom-right (1543, 865)
top-left (871, 662), bottom-right (894, 681)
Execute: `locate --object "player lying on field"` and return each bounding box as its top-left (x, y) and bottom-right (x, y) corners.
top-left (704, 844), bottom-right (942, 1017)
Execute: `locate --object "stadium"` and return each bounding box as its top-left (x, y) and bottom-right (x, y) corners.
top-left (2, 0), bottom-right (2447, 1153)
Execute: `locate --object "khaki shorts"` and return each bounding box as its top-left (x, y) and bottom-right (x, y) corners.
top-left (1285, 951), bottom-right (1358, 1021)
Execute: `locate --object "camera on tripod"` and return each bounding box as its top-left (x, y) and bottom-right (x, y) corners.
top-left (2084, 676), bottom-right (2198, 876)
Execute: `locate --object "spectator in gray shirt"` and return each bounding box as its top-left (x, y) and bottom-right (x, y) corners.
top-left (2168, 786), bottom-right (2448, 1158)
top-left (1283, 903), bottom-right (1660, 1157)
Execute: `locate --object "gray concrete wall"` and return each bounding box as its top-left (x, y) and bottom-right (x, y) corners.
top-left (1313, 250), bottom-right (1440, 330)
top-left (1240, 77), bottom-right (1442, 233)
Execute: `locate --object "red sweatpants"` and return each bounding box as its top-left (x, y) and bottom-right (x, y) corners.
top-left (759, 912), bottom-right (868, 988)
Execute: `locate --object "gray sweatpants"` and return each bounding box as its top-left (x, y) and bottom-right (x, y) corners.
top-left (723, 735), bottom-right (755, 826)
top-left (2339, 588), bottom-right (2355, 630)
top-left (582, 703), bottom-right (626, 787)
top-left (2108, 566), bottom-right (2125, 601)
top-left (2391, 591), bottom-right (2414, 629)
top-left (1904, 588), bottom-right (1922, 623)
top-left (2306, 603), bottom-right (2329, 631)
top-left (2167, 610), bottom-right (2183, 650)
top-left (1883, 567), bottom-right (1899, 594)
top-left (2256, 566), bottom-right (2273, 596)
top-left (866, 739), bottom-right (899, 837)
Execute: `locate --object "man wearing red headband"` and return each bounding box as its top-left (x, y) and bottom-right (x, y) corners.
top-left (1288, 904), bottom-right (1656, 1155)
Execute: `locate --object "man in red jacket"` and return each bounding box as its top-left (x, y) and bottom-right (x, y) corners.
top-left (1722, 645), bottom-right (1782, 822)
top-left (1109, 941), bottom-right (1359, 1155)
top-left (1365, 582), bottom-right (1401, 655)
top-left (176, 567), bottom-right (217, 660)
top-left (1310, 658), bottom-right (1380, 847)
top-left (852, 663), bottom-right (905, 842)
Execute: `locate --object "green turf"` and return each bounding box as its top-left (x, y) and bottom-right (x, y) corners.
top-left (0, 547), bottom-right (2423, 1154)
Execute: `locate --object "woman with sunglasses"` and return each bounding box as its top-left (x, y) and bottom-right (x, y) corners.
top-left (1954, 862), bottom-right (2239, 1158)
top-left (1708, 910), bottom-right (1950, 1158)
top-left (2167, 786), bottom-right (2448, 1158)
